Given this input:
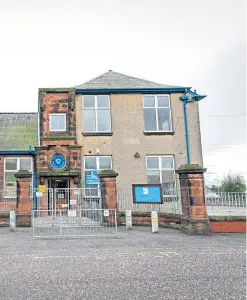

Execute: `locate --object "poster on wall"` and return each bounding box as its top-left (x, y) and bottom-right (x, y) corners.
top-left (38, 185), bottom-right (46, 193)
top-left (85, 170), bottom-right (100, 185)
top-left (132, 184), bottom-right (163, 204)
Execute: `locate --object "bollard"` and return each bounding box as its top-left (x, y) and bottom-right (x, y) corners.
top-left (151, 211), bottom-right (158, 233)
top-left (125, 210), bottom-right (132, 230)
top-left (9, 210), bottom-right (16, 232)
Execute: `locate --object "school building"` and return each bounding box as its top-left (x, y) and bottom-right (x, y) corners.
top-left (0, 70), bottom-right (206, 211)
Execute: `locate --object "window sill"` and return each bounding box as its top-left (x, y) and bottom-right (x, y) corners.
top-left (82, 132), bottom-right (113, 136)
top-left (41, 136), bottom-right (75, 140)
top-left (143, 131), bottom-right (174, 136)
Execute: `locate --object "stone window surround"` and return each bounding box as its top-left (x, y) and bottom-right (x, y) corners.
top-left (143, 94), bottom-right (173, 133)
top-left (146, 155), bottom-right (176, 190)
top-left (49, 113), bottom-right (67, 132)
top-left (82, 95), bottom-right (111, 133)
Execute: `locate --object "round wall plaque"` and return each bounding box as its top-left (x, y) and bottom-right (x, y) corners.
top-left (50, 153), bottom-right (67, 170)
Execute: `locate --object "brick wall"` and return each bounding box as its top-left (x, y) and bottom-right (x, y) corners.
top-left (39, 90), bottom-right (76, 140)
top-left (37, 90), bottom-right (82, 183)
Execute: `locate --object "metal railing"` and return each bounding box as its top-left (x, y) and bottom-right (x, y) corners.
top-left (32, 208), bottom-right (117, 238)
top-left (117, 188), bottom-right (182, 214)
top-left (205, 192), bottom-right (246, 216)
top-left (0, 190), bottom-right (17, 212)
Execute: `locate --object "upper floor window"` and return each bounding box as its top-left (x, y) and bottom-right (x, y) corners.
top-left (143, 95), bottom-right (172, 132)
top-left (50, 113), bottom-right (66, 132)
top-left (83, 95), bottom-right (111, 132)
top-left (146, 155), bottom-right (175, 190)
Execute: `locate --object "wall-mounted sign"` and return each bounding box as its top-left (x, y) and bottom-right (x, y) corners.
top-left (104, 209), bottom-right (109, 217)
top-left (50, 153), bottom-right (67, 170)
top-left (74, 189), bottom-right (80, 195)
top-left (38, 184), bottom-right (46, 193)
top-left (57, 194), bottom-right (65, 199)
top-left (132, 184), bottom-right (163, 204)
top-left (86, 170), bottom-right (99, 185)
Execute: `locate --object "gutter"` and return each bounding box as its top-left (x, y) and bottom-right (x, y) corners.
top-left (76, 87), bottom-right (192, 94)
top-left (0, 150), bottom-right (36, 155)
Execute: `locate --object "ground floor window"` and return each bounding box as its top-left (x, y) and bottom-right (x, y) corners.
top-left (146, 155), bottom-right (175, 190)
top-left (4, 157), bottom-right (33, 197)
top-left (84, 156), bottom-right (112, 196)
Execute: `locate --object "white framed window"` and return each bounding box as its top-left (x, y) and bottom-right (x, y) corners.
top-left (49, 113), bottom-right (66, 132)
top-left (83, 95), bottom-right (111, 132)
top-left (143, 95), bottom-right (172, 132)
top-left (146, 155), bottom-right (175, 190)
top-left (4, 157), bottom-right (33, 197)
top-left (84, 156), bottom-right (112, 196)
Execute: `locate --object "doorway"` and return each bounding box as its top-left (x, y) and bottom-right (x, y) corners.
top-left (48, 179), bottom-right (70, 210)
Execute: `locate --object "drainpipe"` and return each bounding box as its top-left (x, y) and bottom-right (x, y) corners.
top-left (183, 98), bottom-right (191, 164)
top-left (179, 93), bottom-right (191, 164)
top-left (179, 90), bottom-right (207, 165)
top-left (29, 145), bottom-right (37, 215)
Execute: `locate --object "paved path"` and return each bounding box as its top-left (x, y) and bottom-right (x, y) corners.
top-left (0, 227), bottom-right (245, 300)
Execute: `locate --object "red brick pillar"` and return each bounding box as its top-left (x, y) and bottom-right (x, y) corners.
top-left (98, 170), bottom-right (118, 210)
top-left (15, 171), bottom-right (32, 227)
top-left (176, 164), bottom-right (210, 235)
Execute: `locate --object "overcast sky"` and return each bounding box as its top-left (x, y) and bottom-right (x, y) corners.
top-left (0, 0), bottom-right (246, 183)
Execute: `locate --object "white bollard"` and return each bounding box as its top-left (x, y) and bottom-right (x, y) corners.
top-left (9, 210), bottom-right (16, 232)
top-left (151, 211), bottom-right (158, 233)
top-left (125, 210), bottom-right (132, 230)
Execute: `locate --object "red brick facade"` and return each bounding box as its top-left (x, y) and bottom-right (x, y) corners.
top-left (36, 89), bottom-right (82, 188)
top-left (39, 90), bottom-right (77, 140)
top-left (36, 145), bottom-right (81, 175)
top-left (99, 171), bottom-right (119, 210)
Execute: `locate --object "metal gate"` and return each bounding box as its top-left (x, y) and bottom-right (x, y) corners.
top-left (32, 188), bottom-right (117, 238)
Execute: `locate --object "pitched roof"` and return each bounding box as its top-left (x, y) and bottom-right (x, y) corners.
top-left (75, 70), bottom-right (185, 90)
top-left (0, 113), bottom-right (38, 150)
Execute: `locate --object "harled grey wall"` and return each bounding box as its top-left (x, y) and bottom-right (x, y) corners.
top-left (76, 93), bottom-right (203, 190)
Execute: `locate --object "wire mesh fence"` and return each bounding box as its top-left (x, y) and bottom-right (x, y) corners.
top-left (34, 188), bottom-right (102, 211)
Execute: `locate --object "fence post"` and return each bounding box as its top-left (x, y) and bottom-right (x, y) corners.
top-left (126, 210), bottom-right (132, 230)
top-left (9, 210), bottom-right (16, 231)
top-left (176, 164), bottom-right (210, 235)
top-left (151, 211), bottom-right (159, 233)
